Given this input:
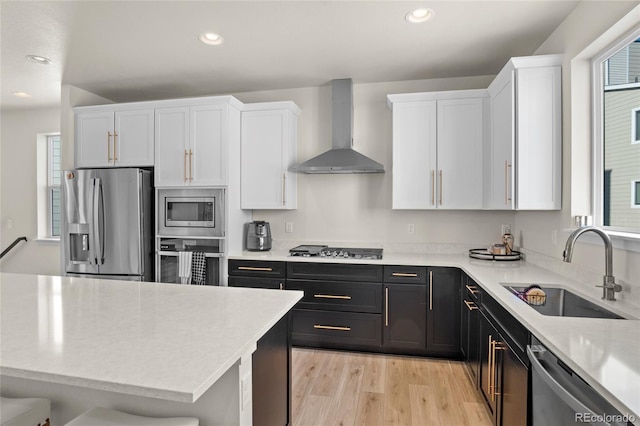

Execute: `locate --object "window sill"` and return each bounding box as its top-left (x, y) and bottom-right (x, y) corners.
top-left (562, 228), bottom-right (640, 253)
top-left (35, 237), bottom-right (60, 244)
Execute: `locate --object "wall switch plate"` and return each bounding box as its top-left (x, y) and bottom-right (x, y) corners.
top-left (407, 224), bottom-right (415, 234)
top-left (501, 224), bottom-right (511, 235)
top-left (285, 222), bottom-right (293, 233)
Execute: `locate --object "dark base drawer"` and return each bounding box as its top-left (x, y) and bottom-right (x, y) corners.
top-left (228, 276), bottom-right (284, 290)
top-left (286, 279), bottom-right (382, 313)
top-left (291, 309), bottom-right (382, 349)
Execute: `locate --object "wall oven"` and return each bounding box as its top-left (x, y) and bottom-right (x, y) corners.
top-left (158, 188), bottom-right (224, 237)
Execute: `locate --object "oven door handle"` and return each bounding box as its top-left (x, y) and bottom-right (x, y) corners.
top-left (527, 346), bottom-right (599, 416)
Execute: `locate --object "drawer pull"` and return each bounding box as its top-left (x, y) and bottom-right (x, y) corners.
top-left (429, 270), bottom-right (433, 311)
top-left (237, 266), bottom-right (273, 272)
top-left (464, 300), bottom-right (478, 311)
top-left (465, 284), bottom-right (479, 295)
top-left (313, 294), bottom-right (352, 300)
top-left (313, 325), bottom-right (351, 331)
top-left (391, 272), bottom-right (418, 277)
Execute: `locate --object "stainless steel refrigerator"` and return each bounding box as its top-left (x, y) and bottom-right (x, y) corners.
top-left (61, 168), bottom-right (154, 281)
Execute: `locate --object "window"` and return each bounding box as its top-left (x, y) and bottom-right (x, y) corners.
top-left (593, 30), bottom-right (640, 232)
top-left (48, 135), bottom-right (62, 236)
top-left (37, 133), bottom-right (61, 240)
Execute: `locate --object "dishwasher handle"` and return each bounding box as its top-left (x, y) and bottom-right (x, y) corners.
top-left (527, 345), bottom-right (600, 417)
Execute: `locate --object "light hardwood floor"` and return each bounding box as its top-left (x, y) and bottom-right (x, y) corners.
top-left (291, 348), bottom-right (492, 426)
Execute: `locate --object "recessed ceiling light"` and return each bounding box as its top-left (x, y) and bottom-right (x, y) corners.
top-left (198, 33), bottom-right (224, 46)
top-left (25, 55), bottom-right (52, 65)
top-left (13, 92), bottom-right (32, 98)
top-left (405, 8), bottom-right (434, 23)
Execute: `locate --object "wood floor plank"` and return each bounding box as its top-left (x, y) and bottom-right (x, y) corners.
top-left (324, 356), bottom-right (365, 426)
top-left (408, 384), bottom-right (441, 426)
top-left (293, 394), bottom-right (332, 426)
top-left (309, 351), bottom-right (348, 397)
top-left (354, 392), bottom-right (384, 426)
top-left (292, 349), bottom-right (329, 419)
top-left (361, 353), bottom-right (386, 393)
top-left (383, 356), bottom-right (413, 426)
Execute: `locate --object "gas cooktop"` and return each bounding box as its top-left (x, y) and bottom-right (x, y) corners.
top-left (289, 245), bottom-right (383, 260)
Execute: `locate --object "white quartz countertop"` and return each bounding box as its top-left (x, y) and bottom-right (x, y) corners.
top-left (229, 250), bottom-right (640, 419)
top-left (0, 273), bottom-right (302, 403)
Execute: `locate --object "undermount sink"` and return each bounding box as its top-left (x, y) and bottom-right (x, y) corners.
top-left (503, 284), bottom-right (626, 319)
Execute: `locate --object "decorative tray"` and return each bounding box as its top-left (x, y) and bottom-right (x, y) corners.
top-left (468, 248), bottom-right (522, 261)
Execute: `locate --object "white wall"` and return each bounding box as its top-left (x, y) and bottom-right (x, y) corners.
top-left (234, 76), bottom-right (516, 248)
top-left (0, 107), bottom-right (61, 275)
top-left (0, 85), bottom-right (112, 276)
top-left (516, 2), bottom-right (640, 300)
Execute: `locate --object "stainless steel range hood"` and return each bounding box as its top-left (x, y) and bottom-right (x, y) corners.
top-left (293, 79), bottom-right (385, 174)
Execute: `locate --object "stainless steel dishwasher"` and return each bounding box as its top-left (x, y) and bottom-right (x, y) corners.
top-left (528, 336), bottom-right (634, 426)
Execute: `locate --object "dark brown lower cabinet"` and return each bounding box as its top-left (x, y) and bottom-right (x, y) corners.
top-left (383, 282), bottom-right (427, 351)
top-left (426, 267), bottom-right (461, 356)
top-left (479, 309), bottom-right (528, 426)
top-left (252, 314), bottom-right (291, 426)
top-left (461, 276), bottom-right (480, 385)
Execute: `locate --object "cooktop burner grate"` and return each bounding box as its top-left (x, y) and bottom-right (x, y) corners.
top-left (289, 245), bottom-right (383, 259)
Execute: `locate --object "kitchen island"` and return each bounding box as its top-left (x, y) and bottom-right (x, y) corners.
top-left (0, 273), bottom-right (302, 425)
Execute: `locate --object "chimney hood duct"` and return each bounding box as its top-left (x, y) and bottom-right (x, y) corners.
top-left (293, 79), bottom-right (385, 174)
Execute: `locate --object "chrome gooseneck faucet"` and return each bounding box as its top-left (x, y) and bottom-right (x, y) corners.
top-left (562, 226), bottom-right (622, 301)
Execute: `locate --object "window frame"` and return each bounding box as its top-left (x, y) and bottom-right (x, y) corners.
top-left (633, 107), bottom-right (640, 145)
top-left (47, 134), bottom-right (61, 238)
top-left (633, 180), bottom-right (640, 209)
top-left (591, 26), bottom-right (640, 234)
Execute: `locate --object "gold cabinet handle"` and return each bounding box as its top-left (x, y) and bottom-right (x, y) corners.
top-left (314, 325), bottom-right (351, 331)
top-left (237, 266), bottom-right (273, 272)
top-left (113, 132), bottom-right (118, 161)
top-left (505, 161), bottom-right (512, 204)
top-left (464, 300), bottom-right (478, 311)
top-left (385, 286), bottom-right (389, 327)
top-left (184, 150), bottom-right (188, 182)
top-left (107, 131), bottom-right (113, 161)
top-left (431, 170), bottom-right (435, 205)
top-left (493, 341), bottom-right (506, 399)
top-left (391, 272), bottom-right (418, 277)
top-left (439, 170), bottom-right (443, 205)
top-left (189, 149), bottom-right (193, 181)
top-left (282, 173), bottom-right (286, 206)
top-left (313, 294), bottom-right (352, 300)
top-left (429, 270), bottom-right (433, 310)
top-left (465, 284), bottom-right (479, 295)
top-left (489, 336), bottom-right (495, 400)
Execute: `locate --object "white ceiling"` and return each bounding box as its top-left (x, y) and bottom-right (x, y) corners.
top-left (1, 0), bottom-right (583, 110)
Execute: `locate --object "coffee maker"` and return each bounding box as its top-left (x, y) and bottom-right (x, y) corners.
top-left (246, 221), bottom-right (272, 251)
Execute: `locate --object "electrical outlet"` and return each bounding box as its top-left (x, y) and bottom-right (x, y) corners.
top-left (501, 224), bottom-right (511, 235)
top-left (285, 222), bottom-right (293, 233)
top-left (7, 219), bottom-right (13, 229)
top-left (407, 224), bottom-right (415, 234)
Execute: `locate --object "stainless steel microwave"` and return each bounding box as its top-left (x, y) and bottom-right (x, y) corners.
top-left (157, 188), bottom-right (225, 237)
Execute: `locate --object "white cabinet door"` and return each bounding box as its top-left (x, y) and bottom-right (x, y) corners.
top-left (114, 109), bottom-right (154, 167)
top-left (155, 107), bottom-right (189, 187)
top-left (486, 76), bottom-right (515, 210)
top-left (516, 66), bottom-right (562, 210)
top-left (437, 98), bottom-right (484, 209)
top-left (241, 109), bottom-right (290, 209)
top-left (391, 101), bottom-right (437, 209)
top-left (75, 111), bottom-right (115, 168)
top-left (191, 105), bottom-right (227, 186)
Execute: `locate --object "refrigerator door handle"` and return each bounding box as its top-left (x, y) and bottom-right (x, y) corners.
top-left (92, 178), bottom-right (105, 265)
top-left (97, 178), bottom-right (106, 264)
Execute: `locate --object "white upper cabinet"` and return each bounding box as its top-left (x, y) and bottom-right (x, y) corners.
top-left (388, 90), bottom-right (487, 210)
top-left (75, 109), bottom-right (154, 168)
top-left (155, 103), bottom-right (230, 187)
top-left (241, 102), bottom-right (300, 209)
top-left (485, 55), bottom-right (563, 210)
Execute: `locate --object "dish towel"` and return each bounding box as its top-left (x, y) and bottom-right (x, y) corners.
top-left (178, 251), bottom-right (192, 285)
top-left (191, 252), bottom-right (207, 285)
